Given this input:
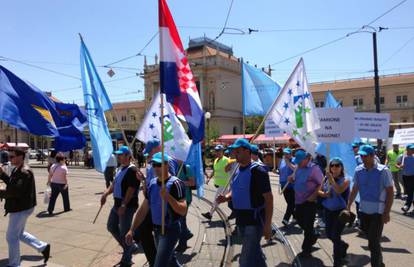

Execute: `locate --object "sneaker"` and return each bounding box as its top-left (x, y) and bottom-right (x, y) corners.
top-left (41, 244), bottom-right (50, 263)
top-left (282, 219), bottom-right (289, 226)
top-left (201, 212), bottom-right (212, 220)
top-left (401, 205), bottom-right (409, 213)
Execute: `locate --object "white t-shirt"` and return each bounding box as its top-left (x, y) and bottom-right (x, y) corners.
top-left (50, 163), bottom-right (68, 184)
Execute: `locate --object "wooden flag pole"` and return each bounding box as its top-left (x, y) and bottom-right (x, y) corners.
top-left (160, 93), bottom-right (166, 235)
top-left (92, 204), bottom-right (103, 224)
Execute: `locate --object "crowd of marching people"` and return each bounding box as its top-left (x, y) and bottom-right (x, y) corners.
top-left (0, 138), bottom-right (413, 267)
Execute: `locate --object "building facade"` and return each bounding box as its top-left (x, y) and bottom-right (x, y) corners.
top-left (310, 73), bottom-right (414, 133)
top-left (143, 37), bottom-right (244, 138)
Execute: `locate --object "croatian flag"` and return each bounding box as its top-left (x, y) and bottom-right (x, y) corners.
top-left (159, 0), bottom-right (204, 143)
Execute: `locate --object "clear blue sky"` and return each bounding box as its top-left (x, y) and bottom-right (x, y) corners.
top-left (1, 0), bottom-right (413, 104)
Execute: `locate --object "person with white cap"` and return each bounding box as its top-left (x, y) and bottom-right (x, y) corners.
top-left (126, 152), bottom-right (186, 267)
top-left (100, 146), bottom-right (141, 267)
top-left (202, 144), bottom-right (230, 220)
top-left (288, 149), bottom-right (324, 257)
top-left (397, 144), bottom-right (414, 214)
top-left (217, 138), bottom-right (273, 267)
top-left (347, 144), bottom-right (394, 267)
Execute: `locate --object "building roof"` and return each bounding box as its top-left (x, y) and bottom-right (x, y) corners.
top-left (112, 100), bottom-right (145, 110)
top-left (310, 72), bottom-right (414, 92)
top-left (188, 37), bottom-right (233, 55)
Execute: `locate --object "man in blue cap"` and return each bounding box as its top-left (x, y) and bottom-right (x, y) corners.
top-left (347, 144), bottom-right (394, 267)
top-left (202, 144), bottom-right (230, 220)
top-left (279, 147), bottom-right (296, 226)
top-left (126, 152), bottom-right (187, 267)
top-left (288, 149), bottom-right (324, 257)
top-left (100, 146), bottom-right (141, 267)
top-left (217, 138), bottom-right (273, 267)
top-left (397, 144), bottom-right (414, 214)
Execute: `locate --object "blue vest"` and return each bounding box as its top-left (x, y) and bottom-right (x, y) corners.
top-left (148, 176), bottom-right (179, 226)
top-left (113, 164), bottom-right (134, 199)
top-left (232, 162), bottom-right (260, 210)
top-left (322, 177), bottom-right (349, 211)
top-left (294, 165), bottom-right (313, 193)
top-left (357, 165), bottom-right (384, 202)
top-left (355, 155), bottom-right (363, 166)
top-left (279, 158), bottom-right (294, 188)
top-left (402, 156), bottom-right (414, 176)
top-left (145, 166), bottom-right (155, 189)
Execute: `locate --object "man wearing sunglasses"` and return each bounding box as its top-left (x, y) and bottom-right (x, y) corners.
top-left (101, 146), bottom-right (141, 267)
top-left (0, 148), bottom-right (50, 267)
top-left (347, 144), bottom-right (394, 267)
top-left (126, 152), bottom-right (187, 267)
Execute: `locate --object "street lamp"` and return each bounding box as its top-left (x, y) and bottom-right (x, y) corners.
top-left (205, 111), bottom-right (211, 146)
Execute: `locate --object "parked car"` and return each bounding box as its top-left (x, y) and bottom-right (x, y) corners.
top-left (28, 149), bottom-right (37, 159)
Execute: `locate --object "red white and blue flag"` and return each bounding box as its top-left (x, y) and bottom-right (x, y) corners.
top-left (159, 0), bottom-right (204, 142)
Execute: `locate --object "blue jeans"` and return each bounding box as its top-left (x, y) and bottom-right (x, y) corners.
top-left (238, 224), bottom-right (267, 267)
top-left (107, 206), bottom-right (137, 264)
top-left (6, 208), bottom-right (48, 267)
top-left (153, 221), bottom-right (182, 267)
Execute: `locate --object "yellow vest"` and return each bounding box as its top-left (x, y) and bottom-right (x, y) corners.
top-left (213, 156), bottom-right (230, 186)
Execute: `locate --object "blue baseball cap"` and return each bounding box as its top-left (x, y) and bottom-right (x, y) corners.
top-left (283, 148), bottom-right (292, 154)
top-left (406, 144), bottom-right (414, 150)
top-left (250, 145), bottom-right (259, 155)
top-left (151, 152), bottom-right (169, 164)
top-left (114, 146), bottom-right (131, 155)
top-left (293, 150), bottom-right (307, 164)
top-left (143, 139), bottom-right (160, 155)
top-left (358, 145), bottom-right (375, 156)
top-left (228, 138), bottom-right (252, 151)
top-left (329, 157), bottom-right (343, 165)
top-left (214, 144), bottom-right (225, 151)
top-left (351, 142), bottom-right (360, 148)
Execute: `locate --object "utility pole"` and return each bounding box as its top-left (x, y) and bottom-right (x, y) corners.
top-left (373, 31), bottom-right (380, 113)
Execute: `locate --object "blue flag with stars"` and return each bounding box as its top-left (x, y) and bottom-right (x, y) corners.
top-left (135, 92), bottom-right (191, 161)
top-left (268, 58), bottom-right (320, 155)
top-left (80, 38), bottom-right (113, 173)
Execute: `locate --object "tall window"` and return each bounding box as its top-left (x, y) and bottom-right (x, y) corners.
top-left (315, 101), bottom-right (325, 108)
top-left (353, 98), bottom-right (363, 107)
top-left (130, 115), bottom-right (136, 121)
top-left (396, 95), bottom-right (408, 103)
top-left (121, 115), bottom-right (127, 122)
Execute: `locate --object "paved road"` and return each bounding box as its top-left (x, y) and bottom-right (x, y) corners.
top-left (0, 166), bottom-right (413, 266)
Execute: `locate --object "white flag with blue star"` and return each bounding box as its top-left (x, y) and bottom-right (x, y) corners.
top-left (136, 92), bottom-right (191, 161)
top-left (268, 58), bottom-right (320, 155)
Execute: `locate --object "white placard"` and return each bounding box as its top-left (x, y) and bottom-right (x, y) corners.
top-left (392, 128), bottom-right (414, 145)
top-left (354, 112), bottom-right (390, 139)
top-left (315, 107), bottom-right (355, 143)
top-left (265, 118), bottom-right (284, 137)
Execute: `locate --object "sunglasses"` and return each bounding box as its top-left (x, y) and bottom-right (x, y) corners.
top-left (152, 163), bottom-right (162, 168)
top-left (330, 163), bottom-right (341, 168)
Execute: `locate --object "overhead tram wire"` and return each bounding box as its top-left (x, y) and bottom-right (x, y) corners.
top-left (269, 0), bottom-right (410, 66)
top-left (103, 31), bottom-right (159, 68)
top-left (0, 56), bottom-right (81, 80)
top-left (381, 33), bottom-right (414, 66)
top-left (213, 0), bottom-right (236, 41)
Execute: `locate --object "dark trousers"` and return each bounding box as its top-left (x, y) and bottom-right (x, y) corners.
top-left (324, 209), bottom-right (347, 264)
top-left (403, 175), bottom-right (414, 208)
top-left (107, 206), bottom-right (137, 264)
top-left (47, 183), bottom-right (70, 213)
top-left (104, 166), bottom-right (115, 188)
top-left (295, 201), bottom-right (317, 252)
top-left (134, 212), bottom-right (157, 267)
top-left (360, 213), bottom-right (384, 267)
top-left (282, 187), bottom-right (295, 221)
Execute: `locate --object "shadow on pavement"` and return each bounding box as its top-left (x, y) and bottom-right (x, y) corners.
top-left (204, 220), bottom-right (224, 229)
top-left (0, 255), bottom-right (46, 267)
top-left (345, 253), bottom-right (371, 266)
top-left (361, 246), bottom-right (411, 254)
top-left (295, 253), bottom-right (326, 267)
top-left (36, 210), bottom-right (66, 218)
top-left (177, 252), bottom-right (197, 264)
top-left (279, 225), bottom-right (303, 236)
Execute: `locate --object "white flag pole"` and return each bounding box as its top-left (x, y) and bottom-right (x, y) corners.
top-left (160, 93), bottom-right (166, 235)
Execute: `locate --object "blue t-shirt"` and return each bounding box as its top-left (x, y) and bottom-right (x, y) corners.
top-left (397, 155), bottom-right (414, 176)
